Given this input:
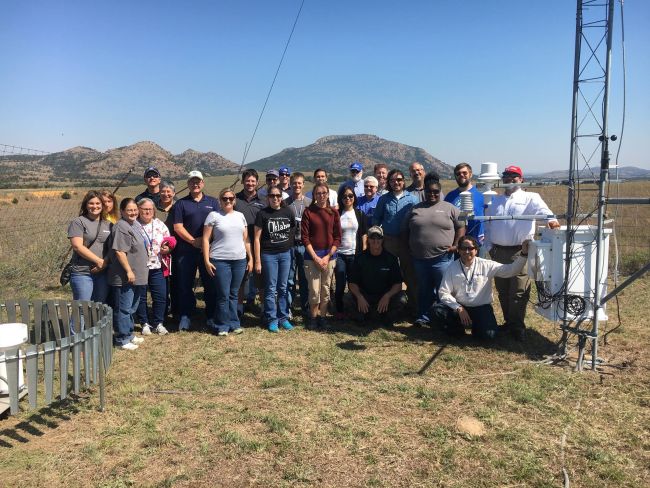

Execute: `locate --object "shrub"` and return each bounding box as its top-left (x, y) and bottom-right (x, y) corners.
top-left (61, 191), bottom-right (72, 200)
top-left (11, 197), bottom-right (18, 204)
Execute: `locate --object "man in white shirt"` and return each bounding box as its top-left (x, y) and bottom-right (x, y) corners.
top-left (433, 236), bottom-right (530, 339)
top-left (484, 165), bottom-right (560, 340)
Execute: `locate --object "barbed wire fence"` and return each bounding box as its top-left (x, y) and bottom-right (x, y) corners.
top-left (0, 143), bottom-right (648, 298)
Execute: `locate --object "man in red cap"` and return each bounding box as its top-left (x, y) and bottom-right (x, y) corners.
top-left (484, 165), bottom-right (560, 341)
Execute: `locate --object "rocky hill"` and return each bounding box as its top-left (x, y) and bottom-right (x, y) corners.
top-left (529, 166), bottom-right (650, 181)
top-left (0, 141), bottom-right (238, 188)
top-left (247, 134), bottom-right (453, 177)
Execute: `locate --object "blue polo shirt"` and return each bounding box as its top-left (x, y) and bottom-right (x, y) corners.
top-left (445, 186), bottom-right (485, 243)
top-left (373, 191), bottom-right (419, 236)
top-left (356, 194), bottom-right (381, 225)
top-left (173, 193), bottom-right (220, 252)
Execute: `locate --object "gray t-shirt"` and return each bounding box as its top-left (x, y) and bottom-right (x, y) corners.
top-left (404, 201), bottom-right (464, 259)
top-left (67, 216), bottom-right (112, 274)
top-left (108, 219), bottom-right (149, 286)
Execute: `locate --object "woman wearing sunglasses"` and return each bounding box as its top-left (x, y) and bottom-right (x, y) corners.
top-left (334, 186), bottom-right (367, 320)
top-left (254, 186), bottom-right (296, 332)
top-left (402, 173), bottom-right (465, 327)
top-left (203, 188), bottom-right (252, 336)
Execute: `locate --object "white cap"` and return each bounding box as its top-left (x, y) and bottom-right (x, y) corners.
top-left (188, 170), bottom-right (204, 181)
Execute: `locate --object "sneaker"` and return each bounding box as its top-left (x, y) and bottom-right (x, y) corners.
top-left (141, 324), bottom-right (152, 335)
top-left (413, 318), bottom-right (429, 328)
top-left (120, 342), bottom-right (138, 351)
top-left (279, 320), bottom-right (294, 331)
top-left (268, 323), bottom-right (279, 333)
top-left (131, 336), bottom-right (144, 345)
top-left (232, 327), bottom-right (244, 335)
top-left (155, 323), bottom-right (169, 335)
top-left (179, 316), bottom-right (191, 331)
top-left (316, 316), bottom-right (327, 330)
top-left (217, 331), bottom-right (229, 337)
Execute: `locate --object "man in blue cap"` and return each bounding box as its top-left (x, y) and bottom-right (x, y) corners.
top-left (338, 161), bottom-right (365, 198)
top-left (278, 166), bottom-right (291, 193)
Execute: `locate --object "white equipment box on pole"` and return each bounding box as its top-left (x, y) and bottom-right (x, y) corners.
top-left (527, 225), bottom-right (612, 322)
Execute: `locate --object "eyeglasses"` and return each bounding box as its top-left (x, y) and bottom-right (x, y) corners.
top-left (390, 178), bottom-right (404, 183)
top-left (140, 208), bottom-right (154, 212)
top-left (342, 194), bottom-right (354, 200)
top-left (145, 175), bottom-right (160, 179)
top-left (425, 189), bottom-right (441, 195)
top-left (364, 185), bottom-right (376, 189)
top-left (314, 192), bottom-right (328, 196)
top-left (269, 194), bottom-right (282, 199)
top-left (459, 246), bottom-right (476, 252)
top-left (221, 197), bottom-right (235, 202)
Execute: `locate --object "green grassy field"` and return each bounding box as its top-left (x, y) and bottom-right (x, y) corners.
top-left (0, 177), bottom-right (648, 487)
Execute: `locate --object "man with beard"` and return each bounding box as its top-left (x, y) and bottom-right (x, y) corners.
top-left (484, 165), bottom-right (560, 341)
top-left (338, 161), bottom-right (365, 198)
top-left (444, 163), bottom-right (485, 245)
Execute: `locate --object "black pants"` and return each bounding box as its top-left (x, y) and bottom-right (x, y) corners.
top-left (430, 303), bottom-right (498, 339)
top-left (350, 291), bottom-right (406, 327)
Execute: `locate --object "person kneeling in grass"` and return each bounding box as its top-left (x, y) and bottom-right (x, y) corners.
top-left (432, 236), bottom-right (530, 339)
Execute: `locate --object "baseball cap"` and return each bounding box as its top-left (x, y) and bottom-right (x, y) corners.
top-left (350, 161), bottom-right (363, 172)
top-left (367, 226), bottom-right (384, 238)
top-left (279, 166), bottom-right (291, 176)
top-left (187, 170), bottom-right (204, 181)
top-left (144, 167), bottom-right (161, 178)
top-left (266, 169), bottom-right (280, 178)
top-left (502, 165), bottom-right (523, 178)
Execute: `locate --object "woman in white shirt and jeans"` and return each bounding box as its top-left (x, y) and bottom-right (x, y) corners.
top-left (334, 186), bottom-right (368, 320)
top-left (203, 188), bottom-right (253, 336)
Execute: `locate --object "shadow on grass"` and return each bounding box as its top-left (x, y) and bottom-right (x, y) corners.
top-left (0, 396), bottom-right (89, 449)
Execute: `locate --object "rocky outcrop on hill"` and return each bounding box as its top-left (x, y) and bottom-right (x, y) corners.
top-left (247, 134), bottom-right (453, 177)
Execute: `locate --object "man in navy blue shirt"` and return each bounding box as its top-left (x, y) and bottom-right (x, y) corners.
top-left (444, 163), bottom-right (485, 245)
top-left (172, 170), bottom-right (220, 331)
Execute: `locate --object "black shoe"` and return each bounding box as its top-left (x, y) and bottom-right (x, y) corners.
top-left (305, 318), bottom-right (318, 331)
top-left (511, 328), bottom-right (526, 342)
top-left (317, 316), bottom-right (329, 330)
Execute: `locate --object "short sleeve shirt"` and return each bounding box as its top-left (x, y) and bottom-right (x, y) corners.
top-left (254, 206), bottom-right (296, 254)
top-left (204, 210), bottom-right (248, 260)
top-left (108, 219), bottom-right (149, 286)
top-left (172, 193), bottom-right (220, 252)
top-left (67, 216), bottom-right (112, 274)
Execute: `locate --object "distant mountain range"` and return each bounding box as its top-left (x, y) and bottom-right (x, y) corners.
top-left (529, 166), bottom-right (650, 180)
top-left (0, 141), bottom-right (238, 188)
top-left (0, 135), bottom-right (453, 188)
top-left (247, 134), bottom-right (452, 177)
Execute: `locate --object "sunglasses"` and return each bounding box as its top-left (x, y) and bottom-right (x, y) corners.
top-left (391, 178), bottom-right (404, 183)
top-left (342, 194), bottom-right (354, 199)
top-left (145, 174), bottom-right (160, 179)
top-left (459, 246), bottom-right (476, 252)
top-left (425, 189), bottom-right (441, 195)
top-left (269, 194), bottom-right (283, 198)
top-left (221, 197), bottom-right (235, 202)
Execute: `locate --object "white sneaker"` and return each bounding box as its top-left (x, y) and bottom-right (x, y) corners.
top-left (131, 336), bottom-right (144, 345)
top-left (232, 328), bottom-right (244, 335)
top-left (217, 331), bottom-right (228, 336)
top-left (179, 316), bottom-right (191, 331)
top-left (155, 323), bottom-right (169, 335)
top-left (120, 343), bottom-right (138, 351)
top-left (141, 324), bottom-right (152, 335)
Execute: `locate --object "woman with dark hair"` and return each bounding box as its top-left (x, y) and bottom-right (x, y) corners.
top-left (67, 190), bottom-right (112, 303)
top-left (108, 198), bottom-right (149, 350)
top-left (134, 198), bottom-right (172, 336)
top-left (99, 189), bottom-right (119, 224)
top-left (403, 175), bottom-right (465, 326)
top-left (203, 187), bottom-right (252, 336)
top-left (254, 185), bottom-right (296, 332)
top-left (301, 182), bottom-right (342, 330)
top-left (373, 168), bottom-right (420, 313)
top-left (334, 186), bottom-right (367, 320)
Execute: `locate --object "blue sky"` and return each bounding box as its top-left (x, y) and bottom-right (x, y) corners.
top-left (2, 0), bottom-right (648, 172)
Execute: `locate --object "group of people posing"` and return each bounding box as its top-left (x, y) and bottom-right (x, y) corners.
top-left (66, 161), bottom-right (559, 350)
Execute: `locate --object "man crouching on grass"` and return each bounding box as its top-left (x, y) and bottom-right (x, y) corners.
top-left (348, 225), bottom-right (406, 328)
top-left (431, 236), bottom-right (530, 339)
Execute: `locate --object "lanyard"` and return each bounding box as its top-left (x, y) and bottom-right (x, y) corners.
top-left (460, 260), bottom-right (477, 292)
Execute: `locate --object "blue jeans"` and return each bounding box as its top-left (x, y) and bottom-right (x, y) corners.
top-left (210, 258), bottom-right (247, 332)
top-left (135, 268), bottom-right (167, 326)
top-left (112, 284), bottom-right (145, 346)
top-left (414, 253), bottom-right (453, 322)
top-left (175, 248), bottom-right (216, 319)
top-left (289, 244), bottom-right (309, 313)
top-left (334, 253), bottom-right (356, 313)
top-left (70, 271), bottom-right (109, 303)
top-left (260, 250), bottom-right (291, 326)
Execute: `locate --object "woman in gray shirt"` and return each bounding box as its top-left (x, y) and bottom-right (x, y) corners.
top-left (67, 190), bottom-right (112, 303)
top-left (108, 198), bottom-right (149, 350)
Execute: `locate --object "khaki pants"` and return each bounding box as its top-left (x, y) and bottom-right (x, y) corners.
top-left (490, 245), bottom-right (529, 331)
top-left (383, 235), bottom-right (417, 312)
top-left (304, 259), bottom-right (336, 307)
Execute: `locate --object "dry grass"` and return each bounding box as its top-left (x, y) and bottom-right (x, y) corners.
top-left (1, 278), bottom-right (649, 487)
